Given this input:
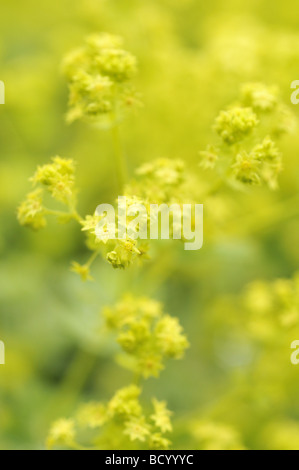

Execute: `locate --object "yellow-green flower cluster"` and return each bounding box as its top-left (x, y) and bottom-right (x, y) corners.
top-left (80, 201), bottom-right (149, 270)
top-left (243, 272), bottom-right (299, 339)
top-left (103, 295), bottom-right (189, 378)
top-left (70, 157), bottom-right (198, 272)
top-left (127, 158), bottom-right (188, 204)
top-left (30, 156), bottom-right (76, 204)
top-left (261, 421), bottom-right (299, 451)
top-left (199, 145), bottom-right (219, 170)
top-left (202, 271), bottom-right (299, 449)
top-left (17, 157), bottom-right (78, 230)
top-left (47, 419), bottom-right (76, 450)
top-left (232, 137), bottom-right (282, 188)
top-left (70, 261), bottom-right (94, 282)
top-left (18, 155), bottom-right (197, 273)
top-left (63, 33), bottom-right (139, 126)
top-left (200, 83), bottom-right (293, 190)
top-left (17, 189), bottom-right (46, 231)
top-left (18, 157), bottom-right (154, 273)
top-left (240, 83), bottom-right (278, 113)
top-left (47, 385), bottom-right (173, 450)
top-left (214, 107), bottom-right (258, 145)
top-left (210, 271), bottom-right (299, 343)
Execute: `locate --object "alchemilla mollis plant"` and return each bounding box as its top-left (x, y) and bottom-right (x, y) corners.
top-left (17, 29), bottom-right (296, 450)
top-left (47, 295), bottom-right (188, 450)
top-left (18, 33), bottom-right (190, 450)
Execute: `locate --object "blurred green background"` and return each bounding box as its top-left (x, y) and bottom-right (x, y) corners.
top-left (1, 0), bottom-right (299, 449)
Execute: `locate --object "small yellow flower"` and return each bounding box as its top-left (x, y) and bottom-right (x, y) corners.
top-left (31, 156), bottom-right (76, 204)
top-left (71, 261), bottom-right (93, 281)
top-left (151, 399), bottom-right (173, 433)
top-left (63, 33), bottom-right (139, 126)
top-left (108, 385), bottom-right (142, 419)
top-left (199, 145), bottom-right (219, 170)
top-left (124, 416), bottom-right (151, 442)
top-left (138, 353), bottom-right (165, 379)
top-left (76, 402), bottom-right (107, 429)
top-left (81, 214), bottom-right (102, 233)
top-left (241, 82), bottom-right (278, 112)
top-left (47, 419), bottom-right (75, 450)
top-left (149, 433), bottom-right (172, 450)
top-left (17, 189), bottom-right (46, 231)
top-left (232, 151), bottom-right (261, 186)
top-left (155, 314), bottom-right (189, 359)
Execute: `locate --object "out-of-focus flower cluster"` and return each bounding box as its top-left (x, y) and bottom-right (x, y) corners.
top-left (127, 158), bottom-right (190, 203)
top-left (17, 157), bottom-right (78, 230)
top-left (103, 295), bottom-right (189, 378)
top-left (63, 33), bottom-right (140, 126)
top-left (200, 83), bottom-right (296, 190)
top-left (197, 271), bottom-right (299, 450)
top-left (47, 385), bottom-right (172, 450)
top-left (190, 421), bottom-right (245, 450)
top-left (242, 271), bottom-right (299, 340)
top-left (208, 271), bottom-right (299, 348)
top-left (214, 107), bottom-right (258, 146)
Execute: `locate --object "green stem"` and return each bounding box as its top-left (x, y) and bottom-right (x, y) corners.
top-left (70, 208), bottom-right (83, 224)
top-left (86, 250), bottom-right (100, 268)
top-left (111, 122), bottom-right (127, 193)
top-left (68, 198), bottom-right (83, 223)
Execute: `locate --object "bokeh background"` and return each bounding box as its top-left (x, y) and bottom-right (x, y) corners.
top-left (1, 0), bottom-right (299, 449)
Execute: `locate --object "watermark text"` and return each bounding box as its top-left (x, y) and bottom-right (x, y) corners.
top-left (0, 341), bottom-right (5, 365)
top-left (0, 81), bottom-right (5, 104)
top-left (95, 197), bottom-right (203, 251)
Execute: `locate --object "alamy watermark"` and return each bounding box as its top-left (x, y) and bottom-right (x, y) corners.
top-left (0, 83), bottom-right (5, 364)
top-left (95, 197), bottom-right (203, 251)
top-left (290, 340), bottom-right (299, 365)
top-left (0, 341), bottom-right (5, 365)
top-left (0, 81), bottom-right (5, 104)
top-left (290, 80), bottom-right (299, 104)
